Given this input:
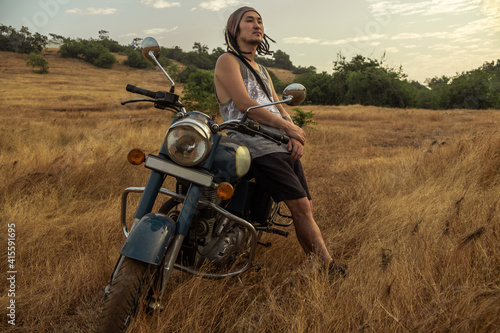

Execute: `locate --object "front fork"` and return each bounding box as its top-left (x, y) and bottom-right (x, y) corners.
top-left (132, 172), bottom-right (203, 301)
top-left (132, 170), bottom-right (166, 227)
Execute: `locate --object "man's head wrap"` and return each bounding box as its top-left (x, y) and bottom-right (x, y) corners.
top-left (224, 6), bottom-right (275, 57)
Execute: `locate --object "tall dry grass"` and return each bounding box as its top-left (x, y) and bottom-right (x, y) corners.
top-left (0, 51), bottom-right (499, 332)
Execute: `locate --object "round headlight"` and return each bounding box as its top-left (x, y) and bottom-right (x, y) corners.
top-left (165, 118), bottom-right (212, 166)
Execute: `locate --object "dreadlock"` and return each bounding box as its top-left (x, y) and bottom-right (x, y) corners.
top-left (224, 6), bottom-right (275, 59)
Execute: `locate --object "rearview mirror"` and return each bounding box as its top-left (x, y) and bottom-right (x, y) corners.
top-left (141, 37), bottom-right (160, 61)
top-left (283, 83), bottom-right (306, 106)
top-left (141, 37), bottom-right (175, 91)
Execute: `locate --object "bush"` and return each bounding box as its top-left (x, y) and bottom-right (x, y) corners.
top-left (59, 38), bottom-right (84, 58)
top-left (267, 70), bottom-right (288, 95)
top-left (59, 38), bottom-right (117, 69)
top-left (291, 108), bottom-right (317, 128)
top-left (26, 52), bottom-right (49, 74)
top-left (0, 25), bottom-right (47, 54)
top-left (123, 48), bottom-right (153, 69)
top-left (449, 70), bottom-right (491, 109)
top-left (98, 38), bottom-right (127, 53)
top-left (182, 69), bottom-right (219, 116)
top-left (81, 41), bottom-right (117, 68)
top-left (178, 65), bottom-right (199, 83)
top-left (296, 71), bottom-right (337, 105)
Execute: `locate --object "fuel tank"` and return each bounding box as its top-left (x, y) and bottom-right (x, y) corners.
top-left (210, 136), bottom-right (251, 183)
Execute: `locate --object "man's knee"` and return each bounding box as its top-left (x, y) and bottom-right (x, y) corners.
top-left (285, 197), bottom-right (313, 219)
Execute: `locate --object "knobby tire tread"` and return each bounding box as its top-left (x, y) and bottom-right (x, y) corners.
top-left (96, 257), bottom-right (151, 333)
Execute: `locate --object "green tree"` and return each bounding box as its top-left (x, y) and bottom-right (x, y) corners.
top-left (59, 38), bottom-right (117, 68)
top-left (345, 66), bottom-right (413, 107)
top-left (123, 48), bottom-right (153, 69)
top-left (273, 49), bottom-right (293, 70)
top-left (0, 25), bottom-right (47, 54)
top-left (81, 41), bottom-right (117, 68)
top-left (425, 76), bottom-right (451, 109)
top-left (182, 69), bottom-right (219, 116)
top-left (59, 38), bottom-right (85, 58)
top-left (209, 47), bottom-right (225, 65)
top-left (292, 65), bottom-right (316, 75)
top-left (255, 55), bottom-right (274, 67)
top-left (164, 46), bottom-right (184, 62)
top-left (26, 52), bottom-right (49, 73)
top-left (193, 42), bottom-right (209, 54)
top-left (98, 38), bottom-right (127, 53)
top-left (449, 70), bottom-right (491, 109)
top-left (330, 53), bottom-right (414, 107)
top-left (178, 64), bottom-right (200, 83)
top-left (296, 71), bottom-right (337, 104)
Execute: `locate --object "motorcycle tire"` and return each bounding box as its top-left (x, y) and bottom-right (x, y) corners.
top-left (96, 257), bottom-right (160, 333)
top-left (158, 197), bottom-right (179, 216)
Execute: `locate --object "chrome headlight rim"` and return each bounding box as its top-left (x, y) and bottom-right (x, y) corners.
top-left (165, 117), bottom-right (213, 166)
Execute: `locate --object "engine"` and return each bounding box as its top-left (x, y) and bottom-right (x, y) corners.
top-left (175, 185), bottom-right (248, 270)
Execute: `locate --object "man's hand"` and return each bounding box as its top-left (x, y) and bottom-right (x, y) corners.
top-left (288, 138), bottom-right (304, 161)
top-left (284, 123), bottom-right (306, 145)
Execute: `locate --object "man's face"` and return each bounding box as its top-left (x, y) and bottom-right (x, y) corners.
top-left (236, 11), bottom-right (264, 46)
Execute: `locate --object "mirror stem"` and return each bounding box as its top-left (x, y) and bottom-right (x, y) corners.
top-left (148, 50), bottom-right (175, 92)
top-left (241, 96), bottom-right (292, 122)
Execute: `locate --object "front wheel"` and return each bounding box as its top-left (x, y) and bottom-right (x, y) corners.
top-left (96, 257), bottom-right (160, 333)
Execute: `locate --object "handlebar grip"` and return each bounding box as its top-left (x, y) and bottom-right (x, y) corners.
top-left (126, 84), bottom-right (156, 99)
top-left (259, 127), bottom-right (290, 145)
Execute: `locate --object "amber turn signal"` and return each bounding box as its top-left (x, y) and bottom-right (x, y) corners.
top-left (217, 182), bottom-right (234, 200)
top-left (127, 148), bottom-right (146, 165)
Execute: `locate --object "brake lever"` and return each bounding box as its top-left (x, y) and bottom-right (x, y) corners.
top-left (121, 98), bottom-right (156, 105)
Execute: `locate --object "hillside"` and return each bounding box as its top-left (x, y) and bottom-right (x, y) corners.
top-left (0, 50), bottom-right (499, 332)
top-left (0, 49), bottom-right (294, 116)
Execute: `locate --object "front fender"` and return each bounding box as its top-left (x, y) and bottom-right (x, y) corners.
top-left (120, 213), bottom-right (176, 265)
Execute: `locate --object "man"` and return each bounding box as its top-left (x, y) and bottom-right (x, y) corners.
top-left (214, 7), bottom-right (345, 275)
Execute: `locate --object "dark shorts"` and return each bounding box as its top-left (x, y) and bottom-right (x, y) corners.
top-left (251, 152), bottom-right (311, 202)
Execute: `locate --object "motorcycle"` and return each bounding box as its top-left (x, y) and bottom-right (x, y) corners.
top-left (96, 37), bottom-right (307, 332)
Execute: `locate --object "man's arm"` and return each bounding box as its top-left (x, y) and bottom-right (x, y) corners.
top-left (214, 53), bottom-right (306, 144)
top-left (266, 68), bottom-right (304, 161)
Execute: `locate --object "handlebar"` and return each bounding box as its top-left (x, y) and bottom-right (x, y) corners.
top-left (123, 84), bottom-right (289, 145)
top-left (126, 84), bottom-right (156, 99)
top-left (123, 84), bottom-right (181, 110)
top-left (222, 120), bottom-right (289, 145)
top-left (258, 126), bottom-right (290, 145)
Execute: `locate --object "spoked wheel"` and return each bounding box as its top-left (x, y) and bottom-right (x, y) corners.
top-left (96, 257), bottom-right (162, 333)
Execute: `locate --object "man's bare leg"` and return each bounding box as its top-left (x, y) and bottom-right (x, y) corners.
top-left (284, 197), bottom-right (332, 265)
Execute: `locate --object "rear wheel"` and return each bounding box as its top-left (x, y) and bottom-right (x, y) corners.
top-left (96, 257), bottom-right (161, 333)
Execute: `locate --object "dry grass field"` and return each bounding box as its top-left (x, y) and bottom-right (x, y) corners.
top-left (1, 50), bottom-right (499, 332)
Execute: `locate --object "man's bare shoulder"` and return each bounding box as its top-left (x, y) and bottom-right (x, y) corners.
top-left (216, 52), bottom-right (239, 68)
top-left (215, 53), bottom-right (242, 80)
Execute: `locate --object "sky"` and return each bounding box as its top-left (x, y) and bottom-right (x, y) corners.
top-left (1, 0), bottom-right (499, 83)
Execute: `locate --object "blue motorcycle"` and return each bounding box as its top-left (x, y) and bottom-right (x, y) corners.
top-left (96, 37), bottom-right (306, 332)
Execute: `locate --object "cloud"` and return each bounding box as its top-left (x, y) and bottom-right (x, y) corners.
top-left (140, 0), bottom-right (181, 9)
top-left (198, 0), bottom-right (246, 12)
top-left (66, 7), bottom-right (117, 15)
top-left (120, 33), bottom-right (139, 37)
top-left (283, 37), bottom-right (320, 44)
top-left (428, 43), bottom-right (460, 51)
top-left (321, 34), bottom-right (387, 46)
top-left (391, 32), bottom-right (451, 40)
top-left (368, 0), bottom-right (482, 17)
top-left (385, 46), bottom-right (399, 53)
top-left (143, 26), bottom-right (179, 34)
